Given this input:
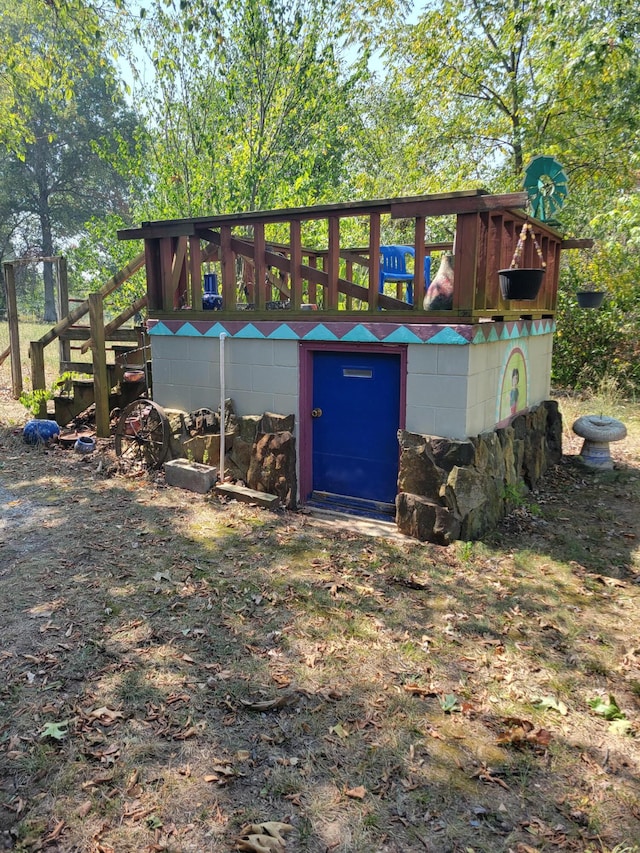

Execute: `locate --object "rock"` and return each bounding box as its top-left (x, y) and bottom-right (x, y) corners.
top-left (260, 412), bottom-right (295, 433)
top-left (397, 430), bottom-right (447, 494)
top-left (247, 431), bottom-right (297, 508)
top-left (396, 493), bottom-right (461, 544)
top-left (237, 415), bottom-right (262, 444)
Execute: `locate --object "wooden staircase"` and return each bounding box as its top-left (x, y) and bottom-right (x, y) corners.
top-left (53, 336), bottom-right (151, 426)
top-left (24, 252), bottom-right (150, 436)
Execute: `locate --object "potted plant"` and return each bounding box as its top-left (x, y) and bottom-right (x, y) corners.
top-left (498, 222), bottom-right (546, 301)
top-left (576, 283), bottom-right (605, 308)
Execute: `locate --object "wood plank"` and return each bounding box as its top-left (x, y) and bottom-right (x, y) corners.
top-left (220, 225), bottom-right (235, 309)
top-left (390, 192), bottom-right (528, 218)
top-left (253, 223), bottom-right (266, 311)
top-left (413, 216), bottom-right (426, 309)
top-left (80, 295), bottom-right (148, 353)
top-left (189, 235), bottom-right (202, 310)
top-left (29, 342), bottom-right (47, 416)
top-left (88, 293), bottom-right (110, 438)
top-left (4, 263), bottom-right (22, 397)
top-left (326, 216), bottom-right (340, 309)
top-left (453, 213), bottom-right (480, 311)
top-left (170, 236), bottom-right (188, 306)
top-left (561, 238), bottom-right (594, 249)
top-left (57, 257), bottom-right (71, 365)
top-left (119, 190), bottom-right (489, 239)
top-left (368, 212), bottom-right (380, 311)
top-left (215, 482), bottom-right (280, 508)
top-left (290, 220), bottom-right (302, 309)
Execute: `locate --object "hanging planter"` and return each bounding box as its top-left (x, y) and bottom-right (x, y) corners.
top-left (498, 222), bottom-right (546, 301)
top-left (576, 290), bottom-right (605, 309)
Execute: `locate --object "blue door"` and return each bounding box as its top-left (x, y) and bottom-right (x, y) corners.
top-left (312, 350), bottom-right (401, 505)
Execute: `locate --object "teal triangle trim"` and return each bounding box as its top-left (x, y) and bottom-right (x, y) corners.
top-left (303, 324), bottom-right (339, 341)
top-left (487, 327), bottom-right (500, 342)
top-left (204, 322), bottom-right (230, 337)
top-left (234, 323), bottom-right (266, 339)
top-left (267, 324), bottom-right (299, 340)
top-left (340, 325), bottom-right (380, 342)
top-left (382, 327), bottom-right (423, 344)
top-left (175, 322), bottom-right (199, 336)
top-left (472, 328), bottom-right (488, 344)
top-left (427, 327), bottom-right (469, 345)
top-left (149, 321), bottom-right (172, 336)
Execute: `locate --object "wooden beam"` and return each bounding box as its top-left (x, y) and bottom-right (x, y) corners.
top-left (253, 223), bottom-right (266, 310)
top-left (561, 238), bottom-right (594, 249)
top-left (189, 235), bottom-right (202, 310)
top-left (326, 217), bottom-right (340, 309)
top-left (56, 257), bottom-right (71, 366)
top-left (368, 212), bottom-right (381, 311)
top-left (220, 225), bottom-right (235, 310)
top-left (390, 192), bottom-right (529, 218)
top-left (88, 293), bottom-right (110, 438)
top-left (290, 220), bottom-right (302, 309)
top-left (80, 295), bottom-right (148, 353)
top-left (413, 216), bottom-right (426, 309)
top-left (29, 341), bottom-right (46, 416)
top-left (4, 262), bottom-right (22, 398)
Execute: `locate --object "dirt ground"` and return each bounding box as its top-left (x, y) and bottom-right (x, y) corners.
top-left (1, 394), bottom-right (640, 853)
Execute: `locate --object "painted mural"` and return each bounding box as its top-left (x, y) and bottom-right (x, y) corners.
top-left (497, 345), bottom-right (529, 426)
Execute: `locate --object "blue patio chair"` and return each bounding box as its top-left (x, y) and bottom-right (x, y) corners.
top-left (379, 246), bottom-right (431, 305)
top-left (202, 272), bottom-right (223, 310)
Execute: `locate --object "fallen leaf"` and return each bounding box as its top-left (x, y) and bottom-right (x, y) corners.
top-left (345, 785), bottom-right (366, 799)
top-left (239, 692), bottom-right (297, 712)
top-left (40, 720), bottom-right (69, 741)
top-left (534, 696), bottom-right (568, 716)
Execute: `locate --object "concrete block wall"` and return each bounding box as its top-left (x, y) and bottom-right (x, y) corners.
top-left (405, 344), bottom-right (470, 439)
top-left (406, 332), bottom-right (554, 440)
top-left (151, 337), bottom-right (300, 423)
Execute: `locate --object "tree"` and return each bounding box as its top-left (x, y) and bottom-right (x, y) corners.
top-left (0, 0), bottom-right (127, 156)
top-left (2, 66), bottom-right (140, 320)
top-left (126, 0), bottom-right (364, 218)
top-left (384, 0), bottom-right (640, 222)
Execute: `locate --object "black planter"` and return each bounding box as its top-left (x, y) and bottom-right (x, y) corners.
top-left (576, 291), bottom-right (605, 308)
top-left (498, 268), bottom-right (545, 301)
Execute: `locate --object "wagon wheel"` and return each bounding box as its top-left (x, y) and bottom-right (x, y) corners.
top-left (114, 399), bottom-right (169, 469)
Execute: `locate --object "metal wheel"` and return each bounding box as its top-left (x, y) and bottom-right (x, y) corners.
top-left (114, 399), bottom-right (169, 469)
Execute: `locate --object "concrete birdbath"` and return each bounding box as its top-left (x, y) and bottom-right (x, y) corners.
top-left (572, 415), bottom-right (627, 469)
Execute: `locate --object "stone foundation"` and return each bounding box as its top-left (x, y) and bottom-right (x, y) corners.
top-left (396, 401), bottom-right (562, 544)
top-left (165, 402), bottom-right (297, 509)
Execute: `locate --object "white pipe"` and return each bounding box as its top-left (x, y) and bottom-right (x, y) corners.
top-left (219, 333), bottom-right (227, 482)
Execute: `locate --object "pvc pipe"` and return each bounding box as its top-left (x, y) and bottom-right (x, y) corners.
top-left (219, 333), bottom-right (227, 482)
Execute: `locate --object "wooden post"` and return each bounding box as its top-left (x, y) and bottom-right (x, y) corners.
top-left (4, 262), bottom-right (22, 398)
top-left (221, 225), bottom-right (235, 310)
top-left (57, 256), bottom-right (70, 365)
top-left (29, 340), bottom-right (47, 417)
top-left (327, 216), bottom-right (340, 309)
top-left (368, 213), bottom-right (380, 311)
top-left (253, 223), bottom-right (266, 311)
top-left (189, 235), bottom-right (202, 310)
top-left (290, 220), bottom-right (302, 309)
top-left (88, 293), bottom-right (110, 438)
top-left (413, 217), bottom-right (426, 309)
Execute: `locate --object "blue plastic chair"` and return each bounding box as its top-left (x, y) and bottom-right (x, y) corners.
top-left (202, 272), bottom-right (222, 310)
top-left (379, 246), bottom-right (431, 305)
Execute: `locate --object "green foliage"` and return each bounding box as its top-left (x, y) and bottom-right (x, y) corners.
top-left (66, 215), bottom-right (146, 316)
top-left (553, 188), bottom-right (640, 396)
top-left (40, 720), bottom-right (69, 741)
top-left (588, 694), bottom-right (625, 721)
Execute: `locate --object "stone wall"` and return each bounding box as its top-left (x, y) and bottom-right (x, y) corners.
top-left (396, 401), bottom-right (562, 544)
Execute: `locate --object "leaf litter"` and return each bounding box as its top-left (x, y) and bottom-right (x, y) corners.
top-left (0, 422), bottom-right (639, 851)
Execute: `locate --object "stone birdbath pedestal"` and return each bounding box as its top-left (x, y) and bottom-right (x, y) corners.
top-left (572, 415), bottom-right (627, 469)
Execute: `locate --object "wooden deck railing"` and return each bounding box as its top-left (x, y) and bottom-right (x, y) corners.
top-left (118, 190), bottom-right (567, 322)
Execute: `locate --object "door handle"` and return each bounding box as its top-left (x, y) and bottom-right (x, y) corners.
top-left (311, 408), bottom-right (323, 418)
